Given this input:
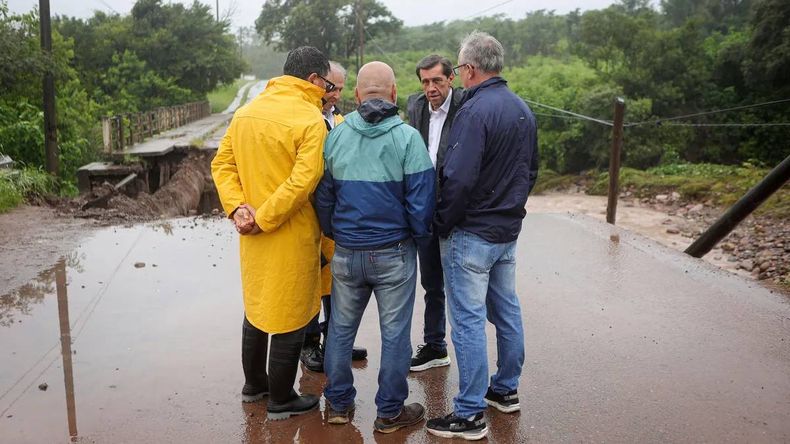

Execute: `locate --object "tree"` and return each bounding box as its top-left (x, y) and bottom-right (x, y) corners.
top-left (129, 0), bottom-right (245, 95)
top-left (255, 0), bottom-right (402, 61)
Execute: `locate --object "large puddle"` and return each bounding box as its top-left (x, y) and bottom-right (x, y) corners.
top-left (1, 215), bottom-right (788, 443)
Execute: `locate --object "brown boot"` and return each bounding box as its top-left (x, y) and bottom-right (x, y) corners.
top-left (373, 402), bottom-right (425, 433)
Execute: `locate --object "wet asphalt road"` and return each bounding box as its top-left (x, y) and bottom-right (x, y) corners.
top-left (1, 214), bottom-right (788, 443)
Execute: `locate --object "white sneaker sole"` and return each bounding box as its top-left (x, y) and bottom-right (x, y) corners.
top-left (410, 357), bottom-right (451, 372)
top-left (427, 426), bottom-right (489, 441)
top-left (485, 398), bottom-right (520, 413)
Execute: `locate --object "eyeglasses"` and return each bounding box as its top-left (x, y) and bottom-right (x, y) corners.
top-left (317, 74), bottom-right (336, 93)
top-left (452, 64), bottom-right (474, 76)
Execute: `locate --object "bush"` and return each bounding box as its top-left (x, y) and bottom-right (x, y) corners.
top-left (0, 167), bottom-right (56, 212)
top-left (0, 179), bottom-right (23, 213)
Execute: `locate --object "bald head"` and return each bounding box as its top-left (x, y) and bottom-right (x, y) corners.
top-left (355, 61), bottom-right (397, 104)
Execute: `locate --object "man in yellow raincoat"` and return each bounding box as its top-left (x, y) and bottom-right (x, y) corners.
top-left (211, 46), bottom-right (332, 421)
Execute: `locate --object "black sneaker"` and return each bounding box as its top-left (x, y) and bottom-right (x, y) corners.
top-left (300, 343), bottom-right (324, 373)
top-left (426, 412), bottom-right (488, 440)
top-left (410, 344), bottom-right (450, 372)
top-left (267, 393), bottom-right (319, 420)
top-left (241, 383), bottom-right (268, 403)
top-left (484, 386), bottom-right (520, 413)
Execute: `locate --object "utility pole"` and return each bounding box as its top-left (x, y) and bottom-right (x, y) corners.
top-left (356, 0), bottom-right (364, 70)
top-left (216, 0), bottom-right (219, 22)
top-left (39, 0), bottom-right (58, 177)
top-left (606, 98), bottom-right (625, 225)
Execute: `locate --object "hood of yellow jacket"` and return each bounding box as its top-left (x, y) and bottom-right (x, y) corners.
top-left (265, 75), bottom-right (326, 110)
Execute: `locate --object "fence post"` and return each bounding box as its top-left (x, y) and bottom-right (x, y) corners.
top-left (116, 116), bottom-right (124, 151)
top-left (102, 117), bottom-right (112, 153)
top-left (606, 98), bottom-right (626, 225)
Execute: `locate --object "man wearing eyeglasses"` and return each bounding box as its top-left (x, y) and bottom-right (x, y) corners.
top-left (405, 54), bottom-right (464, 374)
top-left (301, 61), bottom-right (369, 373)
top-left (425, 32), bottom-right (539, 440)
top-left (211, 46), bottom-right (335, 421)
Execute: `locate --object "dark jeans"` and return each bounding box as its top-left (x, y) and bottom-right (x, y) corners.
top-left (305, 296), bottom-right (332, 344)
top-left (241, 316), bottom-right (306, 403)
top-left (417, 231), bottom-right (447, 351)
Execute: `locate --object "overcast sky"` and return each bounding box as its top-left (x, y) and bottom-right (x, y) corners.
top-left (7, 0), bottom-right (619, 29)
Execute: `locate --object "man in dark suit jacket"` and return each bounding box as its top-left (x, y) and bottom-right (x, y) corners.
top-left (406, 54), bottom-right (463, 372)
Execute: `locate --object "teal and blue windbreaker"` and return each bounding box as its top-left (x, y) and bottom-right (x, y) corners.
top-left (315, 99), bottom-right (436, 249)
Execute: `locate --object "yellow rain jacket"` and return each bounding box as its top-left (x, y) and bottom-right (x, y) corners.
top-left (212, 75), bottom-right (327, 334)
top-left (320, 112), bottom-right (344, 296)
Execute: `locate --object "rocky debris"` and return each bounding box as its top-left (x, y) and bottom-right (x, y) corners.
top-left (633, 192), bottom-right (789, 290)
top-left (134, 262), bottom-right (146, 268)
top-left (38, 383), bottom-right (48, 391)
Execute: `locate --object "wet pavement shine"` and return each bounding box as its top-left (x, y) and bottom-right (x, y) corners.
top-left (1, 214), bottom-right (788, 443)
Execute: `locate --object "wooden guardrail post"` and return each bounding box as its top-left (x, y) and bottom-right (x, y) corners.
top-left (100, 100), bottom-right (211, 153)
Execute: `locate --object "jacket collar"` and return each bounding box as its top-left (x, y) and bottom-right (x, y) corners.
top-left (358, 99), bottom-right (399, 123)
top-left (462, 77), bottom-right (506, 103)
top-left (266, 75), bottom-right (326, 109)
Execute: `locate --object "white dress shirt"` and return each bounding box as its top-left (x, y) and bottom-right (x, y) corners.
top-left (427, 90), bottom-right (453, 168)
top-left (324, 106), bottom-right (336, 130)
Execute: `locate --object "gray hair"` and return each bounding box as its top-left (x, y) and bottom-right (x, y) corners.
top-left (458, 31), bottom-right (504, 74)
top-left (329, 61), bottom-right (347, 79)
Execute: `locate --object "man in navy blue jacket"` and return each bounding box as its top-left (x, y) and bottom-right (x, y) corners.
top-left (426, 32), bottom-right (538, 441)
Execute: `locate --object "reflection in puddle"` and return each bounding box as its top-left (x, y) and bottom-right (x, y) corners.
top-left (0, 252), bottom-right (84, 328)
top-left (55, 259), bottom-right (79, 441)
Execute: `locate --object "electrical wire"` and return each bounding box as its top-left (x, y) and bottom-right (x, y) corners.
top-left (624, 98), bottom-right (790, 127)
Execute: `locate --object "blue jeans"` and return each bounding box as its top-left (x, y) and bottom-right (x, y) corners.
top-left (440, 229), bottom-right (525, 417)
top-left (324, 239), bottom-right (417, 418)
top-left (417, 231), bottom-right (447, 351)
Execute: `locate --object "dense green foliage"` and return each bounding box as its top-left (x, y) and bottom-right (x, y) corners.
top-left (255, 0), bottom-right (402, 61)
top-left (0, 0), bottom-right (245, 200)
top-left (357, 0), bottom-right (790, 173)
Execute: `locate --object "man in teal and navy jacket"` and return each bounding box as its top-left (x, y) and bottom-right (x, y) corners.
top-left (315, 61), bottom-right (435, 433)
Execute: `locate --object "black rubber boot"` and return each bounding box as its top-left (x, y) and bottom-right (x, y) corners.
top-left (241, 316), bottom-right (269, 402)
top-left (267, 390), bottom-right (320, 420)
top-left (268, 327), bottom-right (312, 392)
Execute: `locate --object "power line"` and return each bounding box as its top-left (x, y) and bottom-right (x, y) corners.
top-left (533, 112), bottom-right (592, 122)
top-left (624, 98), bottom-right (790, 127)
top-left (644, 122), bottom-right (790, 128)
top-left (364, 28), bottom-right (401, 66)
top-left (464, 0), bottom-right (518, 20)
top-left (97, 0), bottom-right (120, 14)
top-left (522, 98), bottom-right (613, 126)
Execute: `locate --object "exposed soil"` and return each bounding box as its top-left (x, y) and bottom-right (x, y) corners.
top-left (63, 150), bottom-right (219, 223)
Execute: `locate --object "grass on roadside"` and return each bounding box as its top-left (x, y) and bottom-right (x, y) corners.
top-left (532, 163), bottom-right (788, 219)
top-left (207, 79), bottom-right (247, 113)
top-left (0, 167), bottom-right (57, 213)
top-left (586, 164), bottom-right (789, 219)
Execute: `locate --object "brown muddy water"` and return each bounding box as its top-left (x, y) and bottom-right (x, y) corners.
top-left (1, 214), bottom-right (788, 443)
